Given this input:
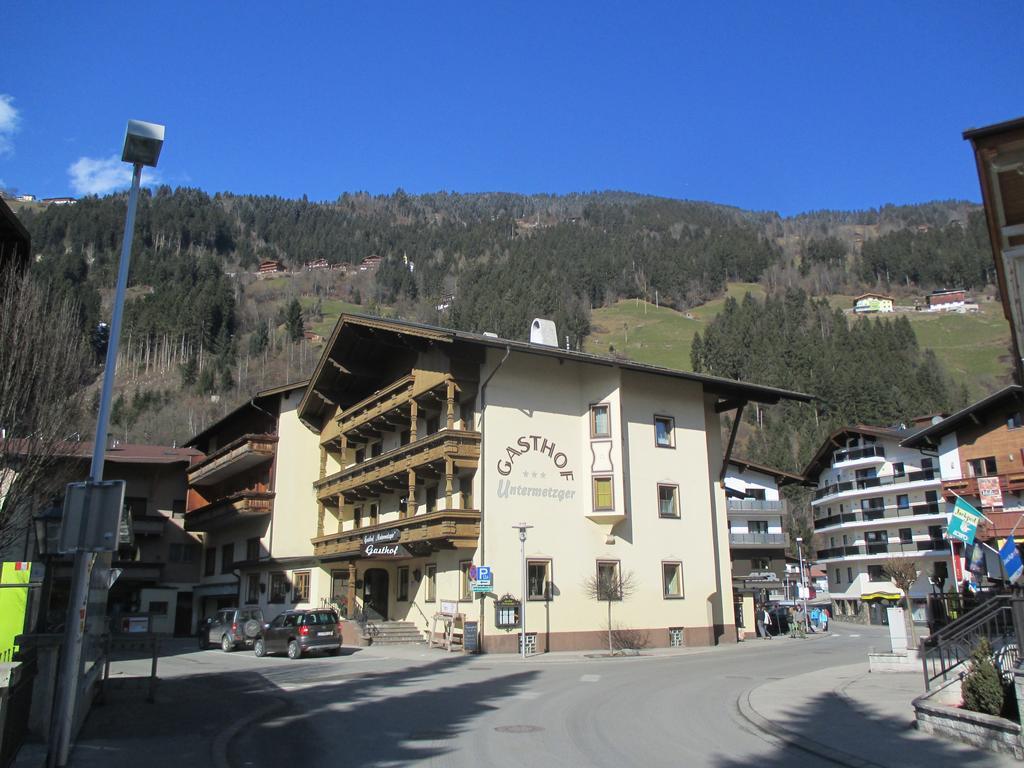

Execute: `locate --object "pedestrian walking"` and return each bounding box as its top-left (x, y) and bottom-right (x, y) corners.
top-left (757, 606), bottom-right (773, 639)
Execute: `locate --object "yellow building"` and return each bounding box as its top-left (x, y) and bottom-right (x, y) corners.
top-left (294, 315), bottom-right (810, 652)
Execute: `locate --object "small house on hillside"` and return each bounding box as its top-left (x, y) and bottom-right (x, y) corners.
top-left (852, 293), bottom-right (894, 314)
top-left (926, 289), bottom-right (966, 311)
top-left (257, 260), bottom-right (285, 278)
top-left (359, 256), bottom-right (381, 272)
top-left (305, 258), bottom-right (329, 271)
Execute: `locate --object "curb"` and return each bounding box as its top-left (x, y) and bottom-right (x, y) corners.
top-left (736, 682), bottom-right (887, 768)
top-left (212, 693), bottom-right (288, 768)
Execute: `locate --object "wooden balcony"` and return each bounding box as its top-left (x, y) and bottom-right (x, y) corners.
top-left (184, 491), bottom-right (275, 532)
top-left (187, 434), bottom-right (278, 487)
top-left (942, 473), bottom-right (1024, 501)
top-left (321, 370), bottom-right (457, 448)
top-left (312, 508), bottom-right (481, 560)
top-left (315, 429), bottom-right (481, 503)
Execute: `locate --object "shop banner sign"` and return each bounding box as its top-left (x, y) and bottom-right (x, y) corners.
top-left (947, 497), bottom-right (982, 546)
top-left (1000, 537), bottom-right (1024, 584)
top-left (978, 476), bottom-right (1004, 508)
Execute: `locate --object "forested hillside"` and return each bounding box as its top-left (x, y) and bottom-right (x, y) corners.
top-left (10, 189), bottom-right (998, 447)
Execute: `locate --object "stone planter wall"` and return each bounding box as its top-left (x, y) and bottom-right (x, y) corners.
top-left (913, 676), bottom-right (1023, 760)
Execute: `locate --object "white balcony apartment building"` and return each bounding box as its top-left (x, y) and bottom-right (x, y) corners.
top-left (804, 425), bottom-right (953, 625)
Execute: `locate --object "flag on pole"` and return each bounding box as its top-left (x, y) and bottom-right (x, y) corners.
top-left (947, 496), bottom-right (984, 546)
top-left (999, 537), bottom-right (1024, 584)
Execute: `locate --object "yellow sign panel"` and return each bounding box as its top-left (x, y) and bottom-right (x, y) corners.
top-left (0, 562), bottom-right (32, 662)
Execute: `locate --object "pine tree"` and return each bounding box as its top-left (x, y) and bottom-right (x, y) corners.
top-left (286, 299), bottom-right (304, 342)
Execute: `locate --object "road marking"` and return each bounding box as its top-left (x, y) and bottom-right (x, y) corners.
top-left (849, 633), bottom-right (861, 638)
top-left (580, 674), bottom-right (600, 682)
top-left (516, 691), bottom-right (541, 700)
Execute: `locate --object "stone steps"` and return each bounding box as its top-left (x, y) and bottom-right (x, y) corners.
top-left (367, 621), bottom-right (426, 645)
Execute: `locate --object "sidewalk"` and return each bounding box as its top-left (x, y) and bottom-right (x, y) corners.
top-left (739, 661), bottom-right (1020, 768)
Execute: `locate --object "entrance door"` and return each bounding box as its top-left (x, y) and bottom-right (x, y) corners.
top-left (174, 592), bottom-right (194, 636)
top-left (363, 569), bottom-right (389, 620)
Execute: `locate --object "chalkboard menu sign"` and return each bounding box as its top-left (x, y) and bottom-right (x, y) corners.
top-left (463, 620), bottom-right (479, 653)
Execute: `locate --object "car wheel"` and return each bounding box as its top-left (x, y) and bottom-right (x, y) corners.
top-left (254, 638), bottom-right (266, 658)
top-left (287, 640), bottom-right (301, 660)
top-left (221, 635), bottom-right (234, 653)
top-left (198, 635), bottom-right (207, 650)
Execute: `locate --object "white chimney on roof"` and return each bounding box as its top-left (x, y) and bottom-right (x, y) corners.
top-left (530, 318), bottom-right (558, 347)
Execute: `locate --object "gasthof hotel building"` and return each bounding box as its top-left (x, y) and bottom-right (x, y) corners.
top-left (297, 314), bottom-right (810, 652)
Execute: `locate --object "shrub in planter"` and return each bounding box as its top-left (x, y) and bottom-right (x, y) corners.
top-left (962, 638), bottom-right (1004, 716)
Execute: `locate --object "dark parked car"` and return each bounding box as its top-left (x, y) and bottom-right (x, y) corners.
top-left (255, 609), bottom-right (342, 659)
top-left (200, 607), bottom-right (265, 652)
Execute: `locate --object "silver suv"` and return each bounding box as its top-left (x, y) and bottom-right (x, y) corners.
top-left (200, 607), bottom-right (265, 652)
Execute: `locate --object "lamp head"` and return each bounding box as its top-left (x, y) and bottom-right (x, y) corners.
top-left (122, 119), bottom-right (165, 167)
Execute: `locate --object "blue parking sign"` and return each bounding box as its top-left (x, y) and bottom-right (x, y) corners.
top-left (476, 566), bottom-right (492, 585)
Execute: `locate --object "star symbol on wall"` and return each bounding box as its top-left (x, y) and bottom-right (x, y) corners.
top-left (539, 472), bottom-right (546, 479)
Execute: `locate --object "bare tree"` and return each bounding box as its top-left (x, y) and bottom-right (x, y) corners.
top-left (583, 568), bottom-right (638, 654)
top-left (882, 557), bottom-right (920, 645)
top-left (0, 263), bottom-right (93, 554)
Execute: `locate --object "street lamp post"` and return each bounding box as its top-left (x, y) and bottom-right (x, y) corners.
top-left (513, 523), bottom-right (533, 658)
top-left (49, 120), bottom-right (164, 768)
top-left (796, 536), bottom-right (809, 632)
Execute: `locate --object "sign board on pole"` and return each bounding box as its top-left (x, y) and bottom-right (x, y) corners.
top-left (59, 480), bottom-right (126, 553)
top-left (1000, 536), bottom-right (1024, 584)
top-left (978, 476), bottom-right (1004, 508)
top-left (470, 565), bottom-right (493, 593)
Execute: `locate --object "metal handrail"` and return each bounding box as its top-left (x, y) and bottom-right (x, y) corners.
top-left (921, 594), bottom-right (1023, 689)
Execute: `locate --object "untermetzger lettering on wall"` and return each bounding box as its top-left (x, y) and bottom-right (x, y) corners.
top-left (495, 434), bottom-right (577, 503)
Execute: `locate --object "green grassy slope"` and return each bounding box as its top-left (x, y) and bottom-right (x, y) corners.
top-left (584, 284), bottom-right (1013, 396)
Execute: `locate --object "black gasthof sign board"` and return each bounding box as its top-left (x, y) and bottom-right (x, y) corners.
top-left (463, 620), bottom-right (479, 653)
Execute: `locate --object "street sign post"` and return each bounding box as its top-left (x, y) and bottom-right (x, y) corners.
top-left (470, 565), bottom-right (493, 593)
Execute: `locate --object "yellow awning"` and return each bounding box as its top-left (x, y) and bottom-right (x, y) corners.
top-left (860, 591), bottom-right (902, 601)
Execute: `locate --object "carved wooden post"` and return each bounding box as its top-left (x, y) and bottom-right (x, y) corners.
top-left (407, 469), bottom-right (417, 519)
top-left (410, 400), bottom-right (419, 443)
top-left (340, 435), bottom-right (349, 466)
top-left (347, 562), bottom-right (357, 620)
top-left (446, 380), bottom-right (455, 431)
top-left (319, 447), bottom-right (328, 480)
top-left (338, 503), bottom-right (346, 533)
top-left (316, 501), bottom-right (325, 537)
top-left (445, 457), bottom-right (454, 510)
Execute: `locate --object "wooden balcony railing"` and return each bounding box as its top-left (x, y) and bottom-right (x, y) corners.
top-left (184, 491), bottom-right (275, 532)
top-left (312, 508), bottom-right (481, 560)
top-left (187, 434), bottom-right (277, 487)
top-left (315, 429), bottom-right (481, 502)
top-left (942, 473), bottom-right (1024, 501)
top-left (320, 370), bottom-right (458, 448)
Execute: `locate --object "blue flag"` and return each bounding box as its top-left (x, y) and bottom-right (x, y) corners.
top-left (999, 537), bottom-right (1024, 584)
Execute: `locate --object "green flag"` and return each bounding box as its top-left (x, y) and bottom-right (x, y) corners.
top-left (948, 496), bottom-right (983, 545)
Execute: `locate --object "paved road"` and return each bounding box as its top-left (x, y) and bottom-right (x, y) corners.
top-left (195, 625), bottom-right (889, 768)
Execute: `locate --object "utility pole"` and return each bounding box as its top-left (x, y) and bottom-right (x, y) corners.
top-left (796, 536), bottom-right (809, 632)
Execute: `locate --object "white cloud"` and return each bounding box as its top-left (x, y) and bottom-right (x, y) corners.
top-left (68, 155), bottom-right (162, 196)
top-left (0, 94), bottom-right (21, 155)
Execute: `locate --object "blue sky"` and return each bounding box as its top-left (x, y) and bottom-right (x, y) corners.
top-left (2, 3), bottom-right (1022, 215)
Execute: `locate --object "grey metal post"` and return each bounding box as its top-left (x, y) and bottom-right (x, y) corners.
top-left (797, 536), bottom-right (809, 632)
top-left (520, 528), bottom-right (527, 658)
top-left (49, 163), bottom-right (143, 768)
